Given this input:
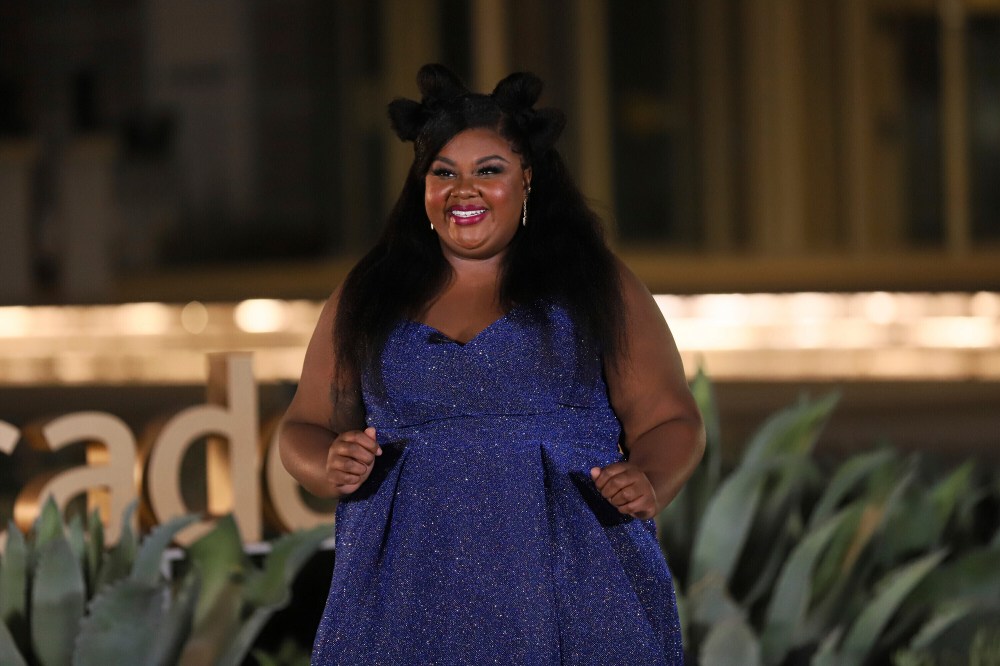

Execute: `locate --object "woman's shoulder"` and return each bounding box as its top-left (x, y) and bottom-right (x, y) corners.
top-left (608, 257), bottom-right (663, 322)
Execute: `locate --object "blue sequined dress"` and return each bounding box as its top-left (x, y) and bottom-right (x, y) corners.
top-left (312, 303), bottom-right (683, 665)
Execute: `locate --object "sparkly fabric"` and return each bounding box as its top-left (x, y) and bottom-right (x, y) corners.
top-left (312, 303), bottom-right (684, 665)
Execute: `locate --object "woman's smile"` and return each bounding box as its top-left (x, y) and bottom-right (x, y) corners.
top-left (448, 205), bottom-right (489, 225)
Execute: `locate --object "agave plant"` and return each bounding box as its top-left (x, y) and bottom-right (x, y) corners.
top-left (0, 499), bottom-right (330, 666)
top-left (660, 369), bottom-right (1000, 665)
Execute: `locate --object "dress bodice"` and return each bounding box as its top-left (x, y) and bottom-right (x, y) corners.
top-left (362, 302), bottom-right (620, 444)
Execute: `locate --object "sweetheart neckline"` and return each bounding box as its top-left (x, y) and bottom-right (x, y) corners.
top-left (404, 304), bottom-right (522, 347)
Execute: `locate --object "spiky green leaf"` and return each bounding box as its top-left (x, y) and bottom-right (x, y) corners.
top-left (838, 550), bottom-right (947, 662)
top-left (687, 571), bottom-right (744, 628)
top-left (0, 521), bottom-right (28, 651)
top-left (908, 599), bottom-right (983, 650)
top-left (809, 627), bottom-right (843, 666)
top-left (146, 572), bottom-right (200, 666)
top-left (74, 579), bottom-right (169, 666)
top-left (807, 448), bottom-right (896, 531)
top-left (690, 458), bottom-right (779, 585)
top-left (216, 526), bottom-right (330, 666)
top-left (130, 515), bottom-right (200, 587)
top-left (741, 509), bottom-right (801, 609)
top-left (0, 619), bottom-right (28, 666)
top-left (33, 498), bottom-right (64, 550)
top-left (67, 513), bottom-right (86, 571)
top-left (907, 548), bottom-right (1000, 609)
top-left (701, 615), bottom-right (762, 666)
top-left (94, 504), bottom-right (138, 594)
top-left (761, 507), bottom-right (857, 663)
top-left (186, 516), bottom-right (248, 628)
top-left (927, 461), bottom-right (974, 540)
top-left (242, 525), bottom-right (329, 608)
top-left (741, 392), bottom-right (839, 469)
top-left (31, 536), bottom-right (85, 666)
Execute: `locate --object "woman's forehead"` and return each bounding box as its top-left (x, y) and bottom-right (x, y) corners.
top-left (434, 127), bottom-right (517, 160)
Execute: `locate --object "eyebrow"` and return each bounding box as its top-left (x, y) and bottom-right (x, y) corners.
top-left (432, 154), bottom-right (511, 165)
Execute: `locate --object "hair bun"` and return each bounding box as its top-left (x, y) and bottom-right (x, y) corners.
top-left (388, 64), bottom-right (471, 142)
top-left (491, 71), bottom-right (565, 155)
top-left (416, 63), bottom-right (470, 104)
top-left (387, 98), bottom-right (427, 142)
top-left (491, 72), bottom-right (543, 111)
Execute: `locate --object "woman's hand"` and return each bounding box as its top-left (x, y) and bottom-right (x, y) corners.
top-left (590, 462), bottom-right (658, 520)
top-left (327, 426), bottom-right (382, 496)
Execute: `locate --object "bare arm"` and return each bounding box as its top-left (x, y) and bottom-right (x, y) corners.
top-left (591, 262), bottom-right (706, 518)
top-left (279, 289), bottom-right (379, 499)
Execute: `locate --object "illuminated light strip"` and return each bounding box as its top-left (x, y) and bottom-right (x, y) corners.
top-left (0, 292), bottom-right (998, 384)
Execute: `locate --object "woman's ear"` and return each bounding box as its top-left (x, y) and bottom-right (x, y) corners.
top-left (523, 167), bottom-right (533, 191)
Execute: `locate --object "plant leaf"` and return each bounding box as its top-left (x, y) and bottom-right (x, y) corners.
top-left (700, 615), bottom-right (762, 666)
top-left (130, 515), bottom-right (200, 587)
top-left (0, 619), bottom-right (28, 666)
top-left (807, 448), bottom-right (896, 531)
top-left (31, 536), bottom-right (85, 666)
top-left (215, 526), bottom-right (330, 666)
top-left (147, 572), bottom-right (201, 666)
top-left (687, 571), bottom-right (744, 628)
top-left (838, 550), bottom-right (947, 662)
top-left (927, 461), bottom-right (974, 541)
top-left (74, 579), bottom-right (169, 666)
top-left (242, 525), bottom-right (329, 609)
top-left (741, 392), bottom-right (839, 469)
top-left (741, 509), bottom-right (800, 608)
top-left (761, 507), bottom-right (858, 663)
top-left (907, 548), bottom-right (1000, 609)
top-left (690, 459), bottom-right (778, 585)
top-left (809, 627), bottom-right (843, 666)
top-left (806, 462), bottom-right (921, 643)
top-left (186, 515), bottom-right (247, 628)
top-left (738, 457), bottom-right (816, 605)
top-left (66, 513), bottom-right (86, 566)
top-left (94, 504), bottom-right (138, 594)
top-left (0, 521), bottom-right (28, 654)
top-left (32, 497), bottom-right (64, 555)
top-left (908, 599), bottom-right (983, 650)
top-left (180, 516), bottom-right (248, 665)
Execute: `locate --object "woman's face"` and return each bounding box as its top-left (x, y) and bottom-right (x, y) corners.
top-left (424, 127), bottom-right (531, 261)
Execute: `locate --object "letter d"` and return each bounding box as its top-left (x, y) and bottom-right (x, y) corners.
top-left (144, 352), bottom-right (260, 545)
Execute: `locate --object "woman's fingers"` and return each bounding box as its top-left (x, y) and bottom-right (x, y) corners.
top-left (591, 463), bottom-right (656, 518)
top-left (327, 428), bottom-right (381, 492)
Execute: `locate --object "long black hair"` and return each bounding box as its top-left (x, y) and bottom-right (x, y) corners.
top-left (333, 64), bottom-right (626, 393)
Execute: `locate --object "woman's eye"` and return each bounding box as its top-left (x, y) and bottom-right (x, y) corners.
top-left (477, 165), bottom-right (503, 175)
top-left (430, 168), bottom-right (454, 178)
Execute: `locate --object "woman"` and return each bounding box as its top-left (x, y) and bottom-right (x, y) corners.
top-left (280, 64), bottom-right (705, 665)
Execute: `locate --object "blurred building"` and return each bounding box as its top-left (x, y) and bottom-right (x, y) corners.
top-left (1, 0), bottom-right (998, 302)
top-left (1, 0), bottom-right (999, 536)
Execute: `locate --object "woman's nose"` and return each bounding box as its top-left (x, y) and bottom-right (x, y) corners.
top-left (452, 174), bottom-right (476, 197)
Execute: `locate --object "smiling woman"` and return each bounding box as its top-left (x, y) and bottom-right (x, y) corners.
top-left (278, 64), bottom-right (705, 665)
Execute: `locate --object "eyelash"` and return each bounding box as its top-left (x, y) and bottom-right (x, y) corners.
top-left (430, 165), bottom-right (504, 178)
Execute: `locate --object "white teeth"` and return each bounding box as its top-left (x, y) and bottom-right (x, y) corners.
top-left (451, 209), bottom-right (486, 218)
